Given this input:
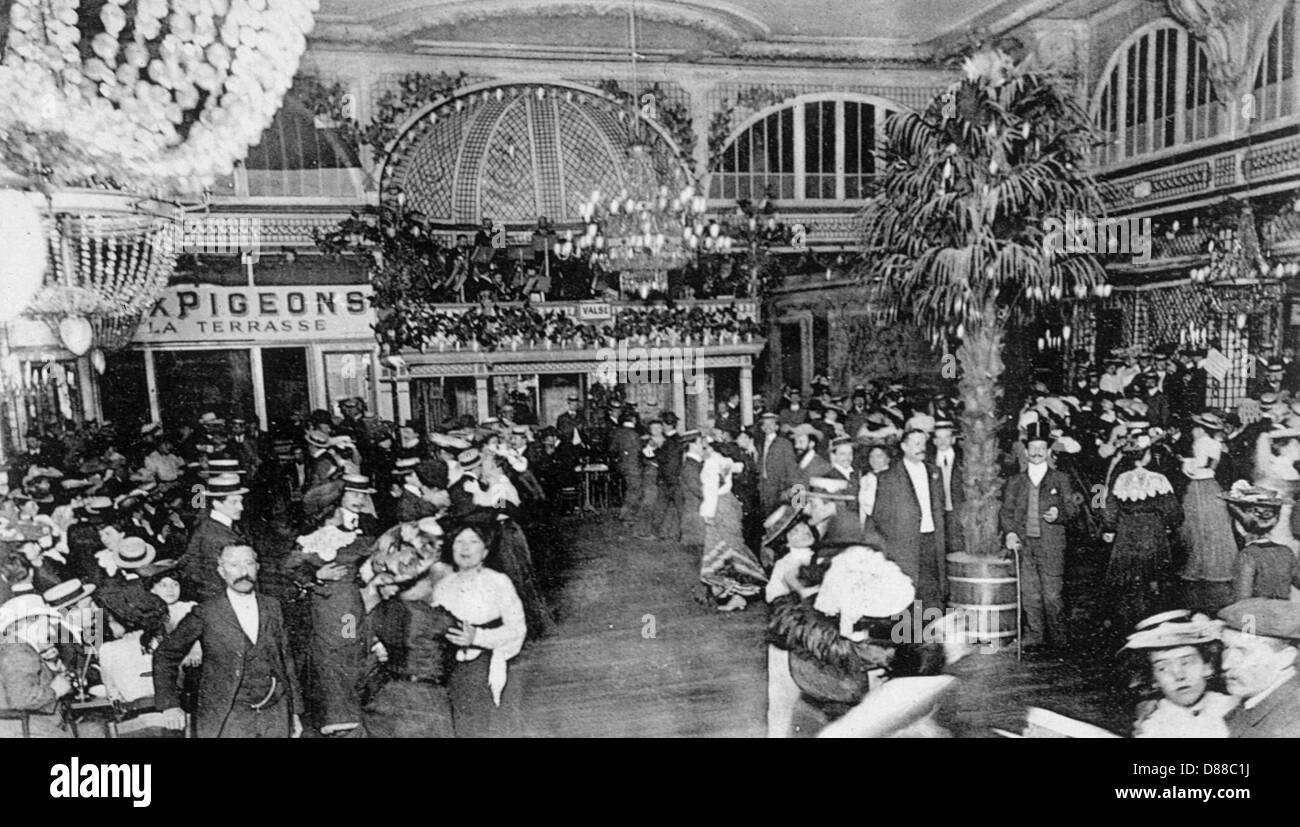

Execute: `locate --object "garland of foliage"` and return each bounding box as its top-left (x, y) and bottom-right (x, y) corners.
top-left (291, 71), bottom-right (469, 161)
top-left (707, 86), bottom-right (791, 172)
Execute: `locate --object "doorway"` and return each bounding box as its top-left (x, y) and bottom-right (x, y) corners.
top-left (262, 347), bottom-right (310, 429)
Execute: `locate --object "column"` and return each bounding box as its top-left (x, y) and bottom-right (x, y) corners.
top-left (475, 374), bottom-right (490, 422)
top-left (143, 349), bottom-right (161, 425)
top-left (76, 356), bottom-right (98, 423)
top-left (249, 347), bottom-right (268, 432)
top-left (740, 362), bottom-right (754, 427)
top-left (672, 368), bottom-right (687, 424)
top-left (694, 367), bottom-right (710, 429)
top-left (394, 376), bottom-right (412, 425)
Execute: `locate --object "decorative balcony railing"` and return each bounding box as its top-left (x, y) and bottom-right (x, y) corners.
top-left (377, 298), bottom-right (763, 355)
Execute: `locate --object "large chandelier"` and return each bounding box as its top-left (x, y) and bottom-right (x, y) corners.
top-left (0, 0), bottom-right (319, 193)
top-left (568, 0), bottom-right (724, 299)
top-left (0, 0), bottom-right (319, 355)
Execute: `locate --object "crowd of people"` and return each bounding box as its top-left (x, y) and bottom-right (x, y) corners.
top-left (4, 337), bottom-right (1300, 738)
top-left (0, 395), bottom-right (561, 738)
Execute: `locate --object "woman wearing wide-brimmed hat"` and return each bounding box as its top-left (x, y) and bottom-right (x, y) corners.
top-left (1176, 412), bottom-right (1238, 615)
top-left (1220, 482), bottom-right (1300, 601)
top-left (1121, 609), bottom-right (1236, 738)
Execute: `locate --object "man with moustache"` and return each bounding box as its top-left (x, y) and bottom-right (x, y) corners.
top-left (870, 429), bottom-right (948, 615)
top-left (154, 544), bottom-right (303, 738)
top-left (1000, 421), bottom-right (1078, 652)
top-left (1217, 598), bottom-right (1300, 738)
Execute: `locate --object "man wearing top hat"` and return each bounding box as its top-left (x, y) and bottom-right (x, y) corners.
top-left (178, 473), bottom-right (249, 602)
top-left (1248, 358), bottom-right (1288, 400)
top-left (757, 412), bottom-right (799, 517)
top-left (1000, 420), bottom-right (1079, 651)
top-left (1217, 598), bottom-right (1300, 737)
top-left (155, 543), bottom-right (303, 738)
top-left (870, 428), bottom-right (948, 615)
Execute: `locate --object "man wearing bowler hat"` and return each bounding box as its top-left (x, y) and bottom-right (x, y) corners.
top-left (178, 473), bottom-right (249, 602)
top-left (155, 544), bottom-right (303, 738)
top-left (1218, 598), bottom-right (1300, 737)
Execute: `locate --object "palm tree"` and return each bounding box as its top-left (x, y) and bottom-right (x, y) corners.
top-left (856, 50), bottom-right (1108, 557)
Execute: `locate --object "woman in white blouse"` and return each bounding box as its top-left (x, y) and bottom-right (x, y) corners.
top-left (433, 523), bottom-right (527, 737)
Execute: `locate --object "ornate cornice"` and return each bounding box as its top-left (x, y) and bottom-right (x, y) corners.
top-left (312, 0), bottom-right (769, 46)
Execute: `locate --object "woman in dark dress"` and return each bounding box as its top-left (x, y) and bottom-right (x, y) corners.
top-left (363, 570), bottom-right (457, 738)
top-left (288, 475), bottom-right (378, 737)
top-left (1103, 437), bottom-right (1185, 637)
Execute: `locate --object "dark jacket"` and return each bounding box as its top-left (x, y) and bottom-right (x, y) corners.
top-left (152, 591), bottom-right (302, 739)
top-left (179, 514), bottom-right (246, 602)
top-left (758, 433), bottom-right (799, 510)
top-left (1226, 674), bottom-right (1300, 738)
top-left (656, 434), bottom-right (683, 491)
top-left (999, 467), bottom-right (1079, 556)
top-left (871, 461), bottom-right (948, 598)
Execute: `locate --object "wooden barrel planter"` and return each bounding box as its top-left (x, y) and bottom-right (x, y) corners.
top-left (946, 553), bottom-right (1018, 651)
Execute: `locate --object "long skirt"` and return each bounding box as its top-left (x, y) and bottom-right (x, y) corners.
top-left (490, 519), bottom-right (555, 638)
top-left (700, 495), bottom-right (767, 600)
top-left (446, 654), bottom-right (523, 738)
top-left (1105, 512), bottom-right (1176, 634)
top-left (1179, 478), bottom-right (1238, 583)
top-left (363, 680), bottom-right (455, 738)
top-left (308, 585), bottom-right (367, 730)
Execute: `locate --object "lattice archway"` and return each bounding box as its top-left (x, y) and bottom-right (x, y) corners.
top-left (382, 82), bottom-right (690, 224)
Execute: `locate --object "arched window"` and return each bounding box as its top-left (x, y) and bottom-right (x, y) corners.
top-left (1092, 21), bottom-right (1221, 166)
top-left (709, 95), bottom-right (899, 202)
top-left (1252, 1), bottom-right (1297, 123)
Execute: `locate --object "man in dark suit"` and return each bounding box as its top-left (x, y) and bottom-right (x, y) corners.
top-left (757, 412), bottom-right (798, 516)
top-left (999, 422), bottom-right (1078, 651)
top-left (653, 412), bottom-right (684, 542)
top-left (1218, 598), bottom-right (1300, 738)
top-left (826, 436), bottom-right (858, 489)
top-left (178, 474), bottom-right (248, 602)
top-left (792, 424), bottom-right (833, 490)
top-left (613, 412), bottom-right (644, 523)
top-left (155, 544), bottom-right (303, 738)
top-left (870, 428), bottom-right (947, 615)
top-left (931, 419), bottom-right (966, 556)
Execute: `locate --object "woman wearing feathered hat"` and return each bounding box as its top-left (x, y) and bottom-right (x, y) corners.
top-left (1219, 482), bottom-right (1300, 601)
top-left (1101, 425), bottom-right (1184, 639)
top-left (286, 474), bottom-right (379, 736)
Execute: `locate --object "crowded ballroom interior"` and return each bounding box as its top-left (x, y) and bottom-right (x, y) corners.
top-left (2, 0), bottom-right (1300, 741)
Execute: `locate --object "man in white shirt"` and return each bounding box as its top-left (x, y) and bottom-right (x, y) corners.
top-left (154, 544), bottom-right (303, 738)
top-left (871, 429), bottom-right (947, 613)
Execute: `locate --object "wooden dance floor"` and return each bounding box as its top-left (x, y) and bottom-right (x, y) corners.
top-left (519, 513), bottom-right (1134, 738)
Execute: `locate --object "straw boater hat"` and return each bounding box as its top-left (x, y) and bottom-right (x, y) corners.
top-left (1191, 412), bottom-right (1226, 432)
top-left (42, 578), bottom-right (97, 611)
top-left (203, 458), bottom-right (246, 477)
top-left (198, 412), bottom-right (224, 427)
top-left (203, 473), bottom-right (249, 499)
top-left (111, 536), bottom-right (157, 570)
top-left (430, 433), bottom-right (472, 452)
top-left (305, 429), bottom-right (331, 449)
top-left (457, 448), bottom-right (482, 472)
top-left (0, 594), bottom-right (63, 632)
top-left (341, 473), bottom-right (377, 495)
top-left (792, 423), bottom-right (822, 443)
top-left (803, 476), bottom-right (856, 502)
top-left (393, 456), bottom-right (421, 476)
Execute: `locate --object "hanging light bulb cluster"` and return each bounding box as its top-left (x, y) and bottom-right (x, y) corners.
top-left (575, 179), bottom-right (713, 297)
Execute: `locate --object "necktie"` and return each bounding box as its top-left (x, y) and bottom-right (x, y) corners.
top-left (941, 454), bottom-right (953, 512)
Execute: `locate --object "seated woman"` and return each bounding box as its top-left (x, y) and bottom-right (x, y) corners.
top-left (433, 524), bottom-right (527, 738)
top-left (0, 595), bottom-right (75, 737)
top-left (1122, 610), bottom-right (1237, 738)
top-left (96, 589), bottom-right (174, 731)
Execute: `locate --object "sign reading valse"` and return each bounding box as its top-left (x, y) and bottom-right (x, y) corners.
top-left (137, 286), bottom-right (374, 342)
